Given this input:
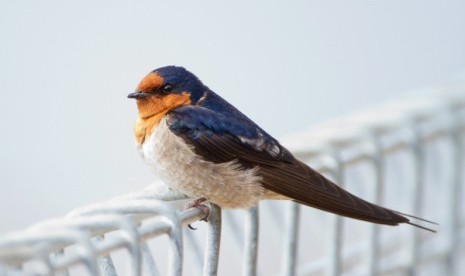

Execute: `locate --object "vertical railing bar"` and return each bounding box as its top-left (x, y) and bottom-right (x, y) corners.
top-left (406, 121), bottom-right (424, 275)
top-left (203, 204), bottom-right (222, 276)
top-left (242, 205), bottom-right (259, 276)
top-left (140, 242), bottom-right (160, 276)
top-left (46, 215), bottom-right (141, 276)
top-left (39, 253), bottom-right (54, 276)
top-left (281, 201), bottom-right (300, 276)
top-left (168, 230), bottom-right (183, 276)
top-left (98, 255), bottom-right (117, 276)
top-left (58, 232), bottom-right (101, 276)
top-left (117, 219), bottom-right (142, 276)
top-left (53, 250), bottom-right (70, 276)
top-left (96, 236), bottom-right (117, 276)
top-left (445, 107), bottom-right (463, 275)
top-left (328, 200), bottom-right (343, 276)
top-left (326, 149), bottom-right (344, 276)
top-left (164, 209), bottom-right (183, 276)
top-left (365, 133), bottom-right (383, 276)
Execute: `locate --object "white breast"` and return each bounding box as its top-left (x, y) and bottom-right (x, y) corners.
top-left (138, 117), bottom-right (272, 208)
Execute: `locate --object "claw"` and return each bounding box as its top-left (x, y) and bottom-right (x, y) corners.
top-left (186, 197), bottom-right (210, 229)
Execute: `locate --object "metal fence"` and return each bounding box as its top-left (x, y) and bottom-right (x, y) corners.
top-left (0, 84), bottom-right (464, 276)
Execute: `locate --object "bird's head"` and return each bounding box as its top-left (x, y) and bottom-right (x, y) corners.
top-left (128, 66), bottom-right (206, 118)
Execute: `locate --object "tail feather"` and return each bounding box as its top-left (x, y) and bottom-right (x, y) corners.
top-left (260, 160), bottom-right (438, 232)
top-left (392, 211), bottom-right (438, 232)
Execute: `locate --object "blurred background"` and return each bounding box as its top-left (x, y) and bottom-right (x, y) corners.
top-left (0, 0), bottom-right (464, 235)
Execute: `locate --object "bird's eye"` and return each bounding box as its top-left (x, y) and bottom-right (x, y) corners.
top-left (161, 83), bottom-right (174, 93)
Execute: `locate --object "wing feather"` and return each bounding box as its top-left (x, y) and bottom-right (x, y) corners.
top-left (168, 106), bottom-right (412, 226)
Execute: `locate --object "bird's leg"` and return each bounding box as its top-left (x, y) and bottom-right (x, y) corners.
top-left (186, 197), bottom-right (210, 229)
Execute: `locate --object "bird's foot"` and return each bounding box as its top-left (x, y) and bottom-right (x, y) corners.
top-left (186, 197), bottom-right (210, 229)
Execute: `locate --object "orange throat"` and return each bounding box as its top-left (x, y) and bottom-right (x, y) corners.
top-left (134, 93), bottom-right (190, 145)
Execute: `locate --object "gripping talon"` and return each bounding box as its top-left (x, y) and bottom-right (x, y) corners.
top-left (186, 197), bottom-right (210, 224)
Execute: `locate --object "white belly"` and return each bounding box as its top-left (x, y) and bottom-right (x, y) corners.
top-left (138, 117), bottom-right (269, 208)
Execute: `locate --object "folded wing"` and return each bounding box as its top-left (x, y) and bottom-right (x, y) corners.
top-left (168, 106), bottom-right (425, 227)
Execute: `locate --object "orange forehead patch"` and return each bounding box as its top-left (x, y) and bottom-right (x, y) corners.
top-left (137, 72), bottom-right (163, 93)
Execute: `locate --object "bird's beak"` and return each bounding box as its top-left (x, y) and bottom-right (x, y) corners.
top-left (127, 91), bottom-right (151, 99)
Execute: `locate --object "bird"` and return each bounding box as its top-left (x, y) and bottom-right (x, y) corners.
top-left (128, 65), bottom-right (436, 232)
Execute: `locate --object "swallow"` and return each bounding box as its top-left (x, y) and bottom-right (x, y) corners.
top-left (128, 66), bottom-right (436, 232)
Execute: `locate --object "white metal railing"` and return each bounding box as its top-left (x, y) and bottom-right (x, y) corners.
top-left (0, 84), bottom-right (464, 275)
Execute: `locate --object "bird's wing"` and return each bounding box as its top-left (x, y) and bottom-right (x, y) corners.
top-left (167, 106), bottom-right (408, 226)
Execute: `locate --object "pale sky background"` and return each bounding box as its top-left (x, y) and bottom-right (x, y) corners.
top-left (0, 1), bottom-right (464, 234)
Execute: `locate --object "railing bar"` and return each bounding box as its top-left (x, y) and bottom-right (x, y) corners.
top-left (299, 224), bottom-right (465, 275)
top-left (179, 208), bottom-right (211, 227)
top-left (48, 224), bottom-right (171, 271)
top-left (0, 209), bottom-right (204, 269)
top-left (180, 204), bottom-right (212, 274)
top-left (203, 204), bottom-right (221, 276)
top-left (445, 107), bottom-right (463, 275)
top-left (326, 150), bottom-right (344, 276)
top-left (98, 255), bottom-right (117, 276)
top-left (295, 126), bottom-right (465, 171)
top-left (95, 236), bottom-right (117, 276)
top-left (406, 122), bottom-right (424, 275)
top-left (242, 205), bottom-right (259, 276)
top-left (365, 134), bottom-right (383, 276)
top-left (52, 250), bottom-right (70, 276)
top-left (281, 202), bottom-right (300, 276)
top-left (167, 215), bottom-right (183, 276)
top-left (140, 242), bottom-right (160, 276)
